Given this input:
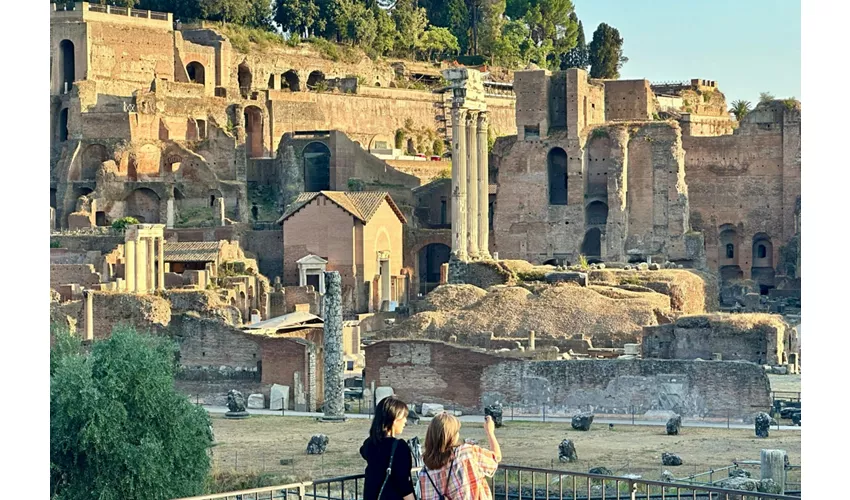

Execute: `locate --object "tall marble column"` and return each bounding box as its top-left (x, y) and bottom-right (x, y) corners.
top-left (477, 111), bottom-right (491, 259)
top-left (125, 239), bottom-right (136, 292)
top-left (84, 290), bottom-right (94, 341)
top-left (466, 111), bottom-right (479, 259)
top-left (451, 107), bottom-right (468, 261)
top-left (147, 237), bottom-right (156, 293)
top-left (135, 236), bottom-right (147, 292)
top-left (322, 271), bottom-right (345, 421)
top-left (157, 237), bottom-right (165, 291)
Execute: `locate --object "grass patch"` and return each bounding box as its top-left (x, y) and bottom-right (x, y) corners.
top-left (215, 23), bottom-right (286, 53)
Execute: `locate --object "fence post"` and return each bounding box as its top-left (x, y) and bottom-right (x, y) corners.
top-left (629, 480), bottom-right (637, 500)
top-left (727, 409), bottom-right (730, 430)
top-left (542, 404), bottom-right (546, 423)
top-left (631, 405), bottom-right (635, 425)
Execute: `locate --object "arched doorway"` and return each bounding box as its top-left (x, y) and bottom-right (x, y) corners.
top-left (718, 225), bottom-right (742, 281)
top-left (81, 144), bottom-right (109, 180)
top-left (244, 106), bottom-right (264, 158)
top-left (307, 70), bottom-right (325, 90)
top-left (585, 200), bottom-right (608, 226)
top-left (238, 62), bottom-right (253, 98)
top-left (59, 40), bottom-right (75, 93)
top-left (418, 243), bottom-right (450, 295)
top-left (282, 70), bottom-right (300, 91)
top-left (580, 228), bottom-right (602, 261)
top-left (547, 147), bottom-right (568, 205)
top-left (752, 233), bottom-right (775, 294)
top-left (125, 188), bottom-right (161, 223)
top-left (186, 62), bottom-right (205, 84)
top-left (58, 108), bottom-right (69, 142)
top-left (303, 142), bottom-right (331, 191)
top-left (50, 188), bottom-right (57, 209)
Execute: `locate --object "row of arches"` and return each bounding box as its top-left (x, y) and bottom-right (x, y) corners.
top-left (719, 227), bottom-right (775, 293)
top-left (545, 141), bottom-right (609, 207)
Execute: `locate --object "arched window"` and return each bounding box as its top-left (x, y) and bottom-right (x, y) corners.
top-left (59, 40), bottom-right (75, 93)
top-left (307, 70), bottom-right (325, 90)
top-left (303, 142), bottom-right (331, 191)
top-left (585, 201), bottom-right (608, 226)
top-left (238, 62), bottom-right (253, 98)
top-left (726, 243), bottom-right (734, 259)
top-left (547, 147), bottom-right (568, 205)
top-left (186, 62), bottom-right (205, 84)
top-left (757, 244), bottom-right (767, 259)
top-left (282, 70), bottom-right (300, 91)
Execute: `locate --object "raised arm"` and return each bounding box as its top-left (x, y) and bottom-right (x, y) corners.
top-left (484, 415), bottom-right (502, 462)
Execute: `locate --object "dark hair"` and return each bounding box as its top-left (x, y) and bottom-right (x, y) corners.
top-left (369, 396), bottom-right (409, 442)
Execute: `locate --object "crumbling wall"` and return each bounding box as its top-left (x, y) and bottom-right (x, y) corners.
top-left (89, 292), bottom-right (172, 339)
top-left (50, 264), bottom-right (102, 288)
top-left (365, 340), bottom-right (771, 418)
top-left (603, 80), bottom-right (655, 121)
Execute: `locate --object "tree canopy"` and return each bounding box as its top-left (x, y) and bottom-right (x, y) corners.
top-left (588, 22), bottom-right (628, 79)
top-left (50, 325), bottom-right (213, 500)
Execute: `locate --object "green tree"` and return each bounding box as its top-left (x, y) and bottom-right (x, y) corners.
top-left (200, 0), bottom-right (271, 26)
top-left (275, 0), bottom-right (321, 37)
top-left (477, 0), bottom-right (506, 57)
top-left (417, 27), bottom-right (460, 61)
top-left (372, 7), bottom-right (397, 54)
top-left (329, 0), bottom-right (377, 46)
top-left (111, 216), bottom-right (140, 231)
top-left (51, 327), bottom-right (213, 500)
top-left (759, 91), bottom-right (775, 104)
top-left (561, 15), bottom-right (587, 70)
top-left (588, 22), bottom-right (628, 79)
top-left (489, 20), bottom-right (532, 67)
top-left (392, 0), bottom-right (429, 55)
top-left (729, 99), bottom-right (752, 121)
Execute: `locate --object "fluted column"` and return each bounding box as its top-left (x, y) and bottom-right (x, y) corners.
top-left (466, 111), bottom-right (479, 259)
top-left (157, 237), bottom-right (165, 291)
top-left (125, 239), bottom-right (136, 292)
top-left (451, 107), bottom-right (468, 260)
top-left (477, 111), bottom-right (491, 259)
top-left (135, 236), bottom-right (147, 292)
top-left (147, 237), bottom-right (155, 293)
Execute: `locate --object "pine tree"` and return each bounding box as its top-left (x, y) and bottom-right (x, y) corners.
top-left (588, 22), bottom-right (628, 79)
top-left (561, 15), bottom-right (587, 70)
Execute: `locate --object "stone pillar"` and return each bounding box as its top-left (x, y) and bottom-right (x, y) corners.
top-left (216, 197), bottom-right (226, 226)
top-left (125, 239), bottom-right (136, 292)
top-left (50, 207), bottom-right (55, 232)
top-left (322, 271), bottom-right (345, 421)
top-left (528, 330), bottom-right (536, 351)
top-left (84, 290), bottom-right (94, 341)
top-left (135, 235), bottom-right (147, 292)
top-left (477, 111), bottom-right (491, 259)
top-left (466, 111), bottom-right (479, 259)
top-left (157, 237), bottom-right (165, 291)
top-left (147, 237), bottom-right (155, 293)
top-left (760, 449), bottom-right (787, 494)
top-left (166, 199), bottom-right (174, 229)
top-left (451, 107), bottom-right (468, 261)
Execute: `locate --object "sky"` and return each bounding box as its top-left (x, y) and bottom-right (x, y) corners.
top-left (573, 0), bottom-right (801, 106)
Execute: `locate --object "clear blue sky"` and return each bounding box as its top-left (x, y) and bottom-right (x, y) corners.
top-left (573, 0), bottom-right (801, 106)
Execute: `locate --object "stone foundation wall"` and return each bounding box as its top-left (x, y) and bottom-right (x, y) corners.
top-left (51, 264), bottom-right (102, 288)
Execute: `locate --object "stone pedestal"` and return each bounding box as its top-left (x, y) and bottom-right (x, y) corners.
top-left (322, 271), bottom-right (346, 421)
top-left (760, 449), bottom-right (787, 494)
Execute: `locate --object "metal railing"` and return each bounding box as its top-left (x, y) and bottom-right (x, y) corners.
top-left (175, 464), bottom-right (800, 500)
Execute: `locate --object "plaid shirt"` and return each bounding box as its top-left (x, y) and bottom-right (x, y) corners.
top-left (418, 444), bottom-right (499, 500)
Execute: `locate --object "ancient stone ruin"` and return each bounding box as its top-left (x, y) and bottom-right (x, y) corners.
top-left (306, 434), bottom-right (329, 455)
top-left (558, 439), bottom-right (578, 463)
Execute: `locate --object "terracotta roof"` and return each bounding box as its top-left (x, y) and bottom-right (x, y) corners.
top-left (276, 191), bottom-right (407, 225)
top-left (164, 241), bottom-right (219, 262)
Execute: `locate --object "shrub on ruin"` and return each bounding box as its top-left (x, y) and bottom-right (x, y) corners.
top-left (395, 129), bottom-right (406, 149)
top-left (111, 216), bottom-right (140, 231)
top-left (50, 326), bottom-right (213, 500)
top-left (433, 138), bottom-right (445, 156)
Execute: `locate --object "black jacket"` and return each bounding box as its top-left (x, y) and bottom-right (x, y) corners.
top-left (360, 436), bottom-right (415, 500)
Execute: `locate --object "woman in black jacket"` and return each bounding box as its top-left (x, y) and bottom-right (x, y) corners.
top-left (360, 396), bottom-right (416, 500)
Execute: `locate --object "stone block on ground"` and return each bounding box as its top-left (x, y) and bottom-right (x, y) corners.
top-left (588, 467), bottom-right (612, 476)
top-left (270, 384), bottom-right (290, 411)
top-left (485, 403), bottom-right (504, 427)
top-left (545, 272), bottom-right (588, 287)
top-left (666, 415), bottom-right (682, 435)
top-left (661, 470), bottom-right (675, 482)
top-left (422, 403), bottom-right (445, 416)
top-left (306, 434), bottom-right (329, 454)
top-left (662, 452), bottom-right (683, 466)
top-left (558, 439), bottom-right (577, 462)
top-left (571, 412), bottom-right (594, 431)
top-left (375, 386), bottom-right (394, 405)
top-left (247, 393), bottom-right (265, 409)
top-left (754, 412), bottom-right (774, 438)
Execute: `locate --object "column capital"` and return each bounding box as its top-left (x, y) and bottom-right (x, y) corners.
top-left (477, 111), bottom-right (489, 129)
top-left (465, 110), bottom-right (477, 127)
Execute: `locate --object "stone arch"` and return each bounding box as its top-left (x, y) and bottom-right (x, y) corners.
top-left (238, 61), bottom-right (253, 98)
top-left (282, 70), bottom-right (300, 91)
top-left (59, 39), bottom-right (75, 93)
top-left (547, 147), bottom-right (568, 205)
top-left (58, 108), bottom-right (69, 142)
top-left (244, 106), bottom-right (264, 158)
top-left (186, 61), bottom-right (205, 84)
top-left (81, 144), bottom-right (109, 180)
top-left (586, 134), bottom-right (611, 198)
top-left (307, 70), bottom-right (325, 90)
top-left (585, 200), bottom-right (608, 226)
top-left (752, 232), bottom-right (775, 293)
top-left (718, 225), bottom-right (742, 280)
top-left (125, 188), bottom-right (161, 223)
top-left (303, 141), bottom-right (331, 191)
top-left (580, 227), bottom-right (602, 260)
top-left (417, 243), bottom-right (450, 295)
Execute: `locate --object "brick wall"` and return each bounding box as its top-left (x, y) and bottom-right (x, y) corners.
top-left (241, 229), bottom-right (283, 281)
top-left (89, 292), bottom-right (172, 340)
top-left (603, 80), bottom-right (654, 121)
top-left (366, 340), bottom-right (771, 418)
top-left (51, 264), bottom-right (102, 288)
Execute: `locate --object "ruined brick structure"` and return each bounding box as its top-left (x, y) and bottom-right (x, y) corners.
top-left (489, 69), bottom-right (800, 296)
top-left (365, 339), bottom-right (771, 419)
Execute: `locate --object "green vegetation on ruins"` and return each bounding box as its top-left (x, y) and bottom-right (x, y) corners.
top-left (62, 0), bottom-right (628, 74)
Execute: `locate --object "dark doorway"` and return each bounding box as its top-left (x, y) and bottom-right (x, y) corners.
top-left (244, 106), bottom-right (264, 158)
top-left (303, 142), bottom-right (331, 191)
top-left (282, 70), bottom-right (300, 91)
top-left (186, 62), bottom-right (205, 84)
top-left (547, 147), bottom-right (568, 205)
top-left (418, 243), bottom-right (451, 295)
top-left (580, 228), bottom-right (602, 258)
top-left (58, 109), bottom-right (69, 142)
top-left (59, 40), bottom-right (75, 93)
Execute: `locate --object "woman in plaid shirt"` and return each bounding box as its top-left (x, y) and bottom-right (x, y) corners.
top-left (419, 413), bottom-right (502, 500)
